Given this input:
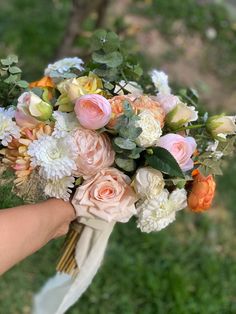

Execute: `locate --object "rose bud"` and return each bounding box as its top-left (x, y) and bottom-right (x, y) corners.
top-left (166, 102), bottom-right (198, 129)
top-left (74, 94), bottom-right (111, 130)
top-left (16, 92), bottom-right (52, 126)
top-left (206, 114), bottom-right (236, 140)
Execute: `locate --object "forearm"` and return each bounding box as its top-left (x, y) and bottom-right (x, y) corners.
top-left (0, 198), bottom-right (75, 275)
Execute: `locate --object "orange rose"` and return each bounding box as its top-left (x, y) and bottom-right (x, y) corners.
top-left (108, 95), bottom-right (165, 128)
top-left (188, 172), bottom-right (216, 212)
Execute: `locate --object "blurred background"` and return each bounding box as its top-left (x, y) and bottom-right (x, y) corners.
top-left (0, 0), bottom-right (235, 313)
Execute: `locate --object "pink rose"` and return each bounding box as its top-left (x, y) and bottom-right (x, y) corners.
top-left (73, 128), bottom-right (115, 177)
top-left (72, 168), bottom-right (137, 223)
top-left (155, 93), bottom-right (180, 114)
top-left (74, 94), bottom-right (111, 130)
top-left (158, 134), bottom-right (197, 171)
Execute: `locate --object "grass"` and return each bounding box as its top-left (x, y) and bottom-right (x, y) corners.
top-left (0, 158), bottom-right (236, 313)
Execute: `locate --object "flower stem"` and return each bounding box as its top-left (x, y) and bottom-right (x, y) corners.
top-left (175, 124), bottom-right (205, 132)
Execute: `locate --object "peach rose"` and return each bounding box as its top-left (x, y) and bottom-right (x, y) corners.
top-left (133, 96), bottom-right (165, 127)
top-left (74, 94), bottom-right (111, 130)
top-left (73, 128), bottom-right (115, 177)
top-left (72, 168), bottom-right (137, 222)
top-left (188, 172), bottom-right (216, 212)
top-left (108, 95), bottom-right (165, 128)
top-left (108, 95), bottom-right (133, 128)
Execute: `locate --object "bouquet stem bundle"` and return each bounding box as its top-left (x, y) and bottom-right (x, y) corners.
top-left (56, 221), bottom-right (84, 276)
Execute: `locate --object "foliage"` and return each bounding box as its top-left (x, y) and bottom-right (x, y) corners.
top-left (0, 55), bottom-right (28, 107)
top-left (88, 30), bottom-right (143, 86)
top-left (111, 101), bottom-right (144, 172)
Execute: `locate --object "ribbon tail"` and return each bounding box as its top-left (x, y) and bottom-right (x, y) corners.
top-left (32, 220), bottom-right (115, 314)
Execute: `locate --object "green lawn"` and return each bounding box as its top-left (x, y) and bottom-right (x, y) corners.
top-left (0, 158), bottom-right (236, 313)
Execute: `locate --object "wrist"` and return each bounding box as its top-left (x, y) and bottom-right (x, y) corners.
top-left (41, 199), bottom-right (76, 240)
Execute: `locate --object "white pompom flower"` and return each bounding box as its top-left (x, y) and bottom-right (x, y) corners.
top-left (137, 188), bottom-right (187, 233)
top-left (28, 135), bottom-right (78, 180)
top-left (52, 111), bottom-right (80, 138)
top-left (44, 57), bottom-right (84, 77)
top-left (44, 176), bottom-right (75, 201)
top-left (0, 107), bottom-right (20, 146)
top-left (150, 70), bottom-right (171, 95)
top-left (135, 110), bottom-right (162, 148)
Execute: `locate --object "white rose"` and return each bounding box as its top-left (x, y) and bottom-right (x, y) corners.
top-left (169, 188), bottom-right (187, 211)
top-left (135, 110), bottom-right (162, 147)
top-left (208, 115), bottom-right (236, 137)
top-left (133, 167), bottom-right (164, 199)
top-left (166, 102), bottom-right (198, 129)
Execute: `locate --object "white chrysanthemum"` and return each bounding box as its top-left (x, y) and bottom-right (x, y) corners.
top-left (0, 107), bottom-right (20, 146)
top-left (28, 135), bottom-right (78, 180)
top-left (150, 69), bottom-right (171, 95)
top-left (52, 111), bottom-right (80, 138)
top-left (135, 110), bottom-right (162, 147)
top-left (44, 57), bottom-right (84, 76)
top-left (137, 188), bottom-right (187, 233)
top-left (44, 176), bottom-right (75, 201)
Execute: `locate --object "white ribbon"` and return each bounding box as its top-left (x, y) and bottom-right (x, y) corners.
top-left (33, 217), bottom-right (115, 314)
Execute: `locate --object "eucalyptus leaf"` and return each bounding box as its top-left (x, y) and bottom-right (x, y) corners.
top-left (4, 74), bottom-right (18, 84)
top-left (114, 137), bottom-right (136, 150)
top-left (146, 147), bottom-right (184, 178)
top-left (9, 66), bottom-right (22, 74)
top-left (115, 157), bottom-right (136, 172)
top-left (16, 80), bottom-right (28, 88)
top-left (92, 51), bottom-right (123, 68)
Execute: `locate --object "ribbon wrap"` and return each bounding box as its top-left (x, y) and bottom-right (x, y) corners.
top-left (33, 216), bottom-right (115, 314)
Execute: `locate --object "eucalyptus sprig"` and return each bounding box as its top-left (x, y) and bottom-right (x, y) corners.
top-left (0, 55), bottom-right (28, 107)
top-left (88, 30), bottom-right (143, 92)
top-left (112, 101), bottom-right (144, 172)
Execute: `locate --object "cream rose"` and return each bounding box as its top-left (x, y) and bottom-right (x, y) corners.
top-left (72, 168), bottom-right (137, 223)
top-left (133, 167), bottom-right (164, 199)
top-left (18, 91), bottom-right (52, 121)
top-left (166, 102), bottom-right (198, 129)
top-left (206, 115), bottom-right (236, 139)
top-left (135, 110), bottom-right (162, 147)
top-left (73, 128), bottom-right (115, 177)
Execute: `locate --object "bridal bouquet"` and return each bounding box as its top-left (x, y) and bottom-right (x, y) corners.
top-left (0, 30), bottom-right (235, 313)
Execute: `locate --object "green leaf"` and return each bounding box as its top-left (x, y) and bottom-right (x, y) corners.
top-left (217, 136), bottom-right (236, 156)
top-left (92, 51), bottom-right (123, 68)
top-left (128, 147), bottom-right (144, 159)
top-left (4, 74), bottom-right (18, 84)
top-left (114, 137), bottom-right (136, 150)
top-left (103, 32), bottom-right (120, 53)
top-left (146, 147), bottom-right (184, 178)
top-left (91, 29), bottom-right (108, 51)
top-left (16, 80), bottom-right (28, 88)
top-left (9, 66), bottom-right (22, 74)
top-left (1, 55), bottom-right (18, 66)
top-left (115, 157), bottom-right (136, 172)
top-left (198, 159), bottom-right (223, 176)
top-left (119, 126), bottom-right (142, 140)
